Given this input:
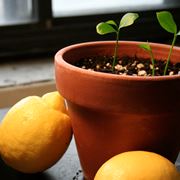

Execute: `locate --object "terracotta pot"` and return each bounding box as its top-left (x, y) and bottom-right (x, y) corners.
top-left (55, 41), bottom-right (180, 180)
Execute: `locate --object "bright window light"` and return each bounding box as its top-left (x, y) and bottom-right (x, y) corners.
top-left (0, 0), bottom-right (35, 26)
top-left (52, 0), bottom-right (164, 17)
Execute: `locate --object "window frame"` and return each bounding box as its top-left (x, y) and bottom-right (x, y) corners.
top-left (0, 0), bottom-right (180, 59)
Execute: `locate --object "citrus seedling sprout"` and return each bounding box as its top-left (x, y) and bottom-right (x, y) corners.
top-left (139, 42), bottom-right (155, 76)
top-left (156, 11), bottom-right (180, 75)
top-left (96, 13), bottom-right (139, 72)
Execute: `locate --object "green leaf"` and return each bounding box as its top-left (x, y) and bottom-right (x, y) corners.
top-left (139, 43), bottom-right (151, 52)
top-left (119, 13), bottom-right (139, 29)
top-left (96, 22), bottom-right (117, 35)
top-left (156, 11), bottom-right (177, 34)
top-left (106, 20), bottom-right (118, 27)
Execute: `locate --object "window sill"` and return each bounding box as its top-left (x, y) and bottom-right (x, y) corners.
top-left (0, 57), bottom-right (56, 108)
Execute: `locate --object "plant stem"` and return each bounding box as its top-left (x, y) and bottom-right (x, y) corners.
top-left (112, 30), bottom-right (120, 72)
top-left (149, 51), bottom-right (155, 76)
top-left (163, 33), bottom-right (177, 75)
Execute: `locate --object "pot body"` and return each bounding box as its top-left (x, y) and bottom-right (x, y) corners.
top-left (55, 41), bottom-right (180, 180)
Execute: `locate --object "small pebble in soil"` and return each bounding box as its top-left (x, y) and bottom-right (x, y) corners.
top-left (115, 64), bottom-right (123, 71)
top-left (155, 67), bottom-right (159, 70)
top-left (169, 71), bottom-right (174, 76)
top-left (136, 63), bottom-right (144, 69)
top-left (106, 63), bottom-right (111, 67)
top-left (131, 61), bottom-right (137, 67)
top-left (138, 70), bottom-right (147, 76)
top-left (149, 64), bottom-right (153, 70)
top-left (96, 64), bottom-right (100, 70)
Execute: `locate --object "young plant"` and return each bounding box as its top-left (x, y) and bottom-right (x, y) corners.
top-left (96, 13), bottom-right (139, 71)
top-left (156, 11), bottom-right (180, 75)
top-left (139, 42), bottom-right (155, 76)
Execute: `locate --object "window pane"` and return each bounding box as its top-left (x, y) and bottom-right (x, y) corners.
top-left (0, 0), bottom-right (37, 26)
top-left (52, 0), bottom-right (164, 17)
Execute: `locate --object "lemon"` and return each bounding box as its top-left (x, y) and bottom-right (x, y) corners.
top-left (0, 91), bottom-right (72, 173)
top-left (95, 151), bottom-right (180, 180)
top-left (42, 91), bottom-right (67, 114)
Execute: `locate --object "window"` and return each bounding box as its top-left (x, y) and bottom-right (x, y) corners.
top-left (0, 0), bottom-right (36, 26)
top-left (0, 0), bottom-right (180, 59)
top-left (52, 0), bottom-right (164, 17)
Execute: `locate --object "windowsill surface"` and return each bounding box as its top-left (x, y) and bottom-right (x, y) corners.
top-left (0, 57), bottom-right (56, 108)
top-left (0, 57), bottom-right (54, 88)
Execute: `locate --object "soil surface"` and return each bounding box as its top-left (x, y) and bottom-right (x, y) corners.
top-left (74, 56), bottom-right (180, 76)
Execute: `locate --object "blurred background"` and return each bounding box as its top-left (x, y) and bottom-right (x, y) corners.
top-left (0, 0), bottom-right (179, 59)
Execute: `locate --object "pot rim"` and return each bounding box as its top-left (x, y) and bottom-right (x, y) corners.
top-left (55, 41), bottom-right (180, 82)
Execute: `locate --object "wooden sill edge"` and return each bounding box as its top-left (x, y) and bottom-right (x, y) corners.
top-left (0, 81), bottom-right (56, 108)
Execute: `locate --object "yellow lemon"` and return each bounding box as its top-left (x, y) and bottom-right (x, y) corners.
top-left (0, 91), bottom-right (72, 173)
top-left (42, 91), bottom-right (67, 114)
top-left (95, 151), bottom-right (180, 180)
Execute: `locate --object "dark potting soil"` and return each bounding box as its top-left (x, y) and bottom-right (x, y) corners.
top-left (74, 56), bottom-right (180, 76)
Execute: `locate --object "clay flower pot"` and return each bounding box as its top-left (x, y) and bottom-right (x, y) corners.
top-left (55, 41), bottom-right (180, 180)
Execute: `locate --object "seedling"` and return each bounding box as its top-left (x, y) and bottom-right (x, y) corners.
top-left (156, 11), bottom-right (180, 75)
top-left (96, 13), bottom-right (139, 71)
top-left (139, 42), bottom-right (155, 76)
